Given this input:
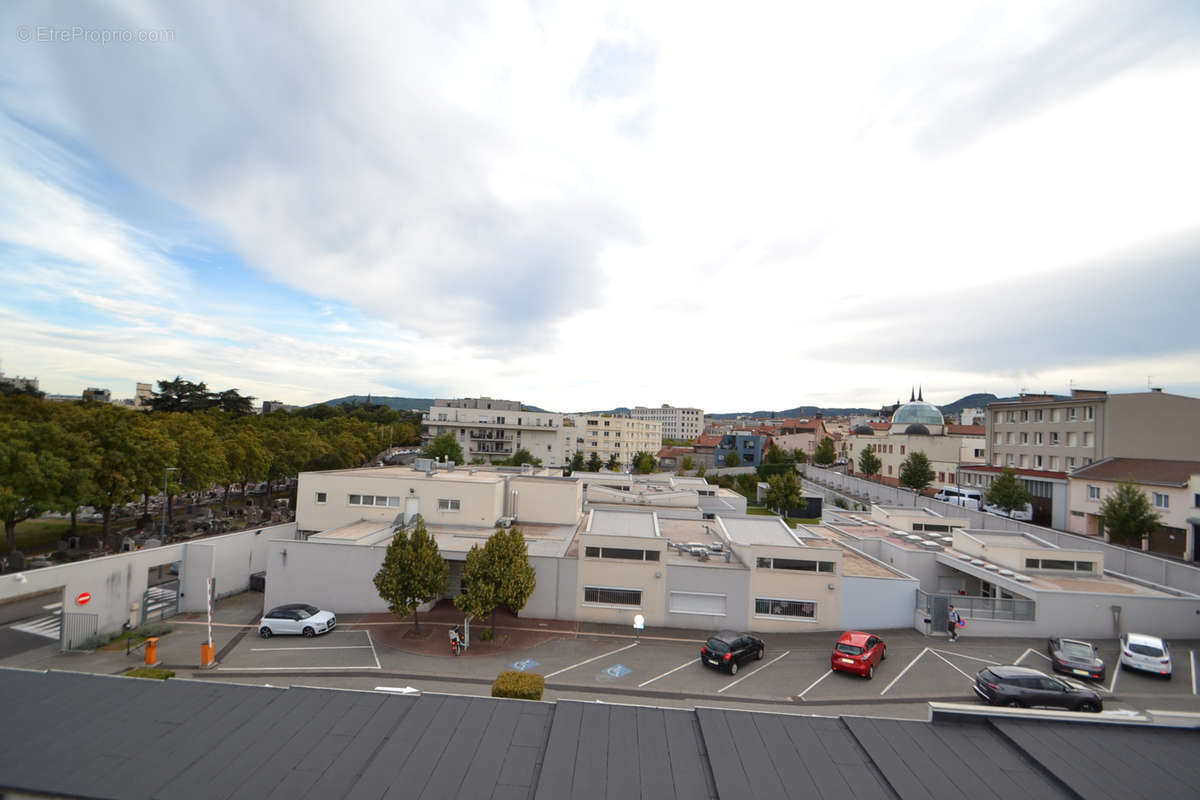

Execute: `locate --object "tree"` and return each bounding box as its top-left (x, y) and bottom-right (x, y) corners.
top-left (162, 413), bottom-right (226, 531)
top-left (222, 424), bottom-right (269, 513)
top-left (857, 447), bottom-right (882, 478)
top-left (724, 451), bottom-right (741, 468)
top-left (680, 455), bottom-right (695, 472)
top-left (605, 453), bottom-right (621, 471)
top-left (570, 452), bottom-right (585, 472)
top-left (631, 451), bottom-right (657, 474)
top-left (764, 470), bottom-right (803, 516)
top-left (585, 452), bottom-right (603, 472)
top-left (898, 450), bottom-right (935, 495)
top-left (506, 448), bottom-right (541, 467)
top-left (813, 437), bottom-right (836, 466)
top-left (422, 433), bottom-right (463, 464)
top-left (214, 388), bottom-right (254, 416)
top-left (150, 377), bottom-right (215, 413)
top-left (696, 464), bottom-right (706, 477)
top-left (985, 467), bottom-right (1033, 514)
top-left (735, 472), bottom-right (758, 500)
top-left (0, 417), bottom-right (71, 554)
top-left (373, 518), bottom-right (448, 633)
top-left (764, 443), bottom-right (787, 464)
top-left (1098, 481), bottom-right (1161, 547)
top-left (792, 449), bottom-right (808, 464)
top-left (454, 527), bottom-right (536, 635)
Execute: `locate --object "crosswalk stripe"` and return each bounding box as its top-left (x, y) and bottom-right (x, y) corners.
top-left (10, 615), bottom-right (61, 640)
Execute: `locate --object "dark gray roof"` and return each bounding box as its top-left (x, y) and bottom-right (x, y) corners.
top-left (1, 668), bottom-right (1198, 800)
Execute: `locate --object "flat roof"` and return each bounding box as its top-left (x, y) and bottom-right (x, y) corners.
top-left (831, 541), bottom-right (914, 579)
top-left (874, 505), bottom-right (948, 517)
top-left (4, 669), bottom-right (1194, 800)
top-left (961, 529), bottom-right (1057, 550)
top-left (720, 516), bottom-right (803, 548)
top-left (656, 517), bottom-right (744, 568)
top-left (430, 521), bottom-right (579, 558)
top-left (585, 509), bottom-right (659, 538)
top-left (310, 519), bottom-right (392, 542)
top-left (307, 465), bottom-right (506, 483)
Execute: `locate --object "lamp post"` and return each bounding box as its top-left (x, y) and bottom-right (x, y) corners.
top-left (161, 467), bottom-right (179, 540)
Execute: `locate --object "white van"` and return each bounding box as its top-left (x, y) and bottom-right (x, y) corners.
top-left (933, 486), bottom-right (982, 510)
top-left (983, 502), bottom-right (1034, 522)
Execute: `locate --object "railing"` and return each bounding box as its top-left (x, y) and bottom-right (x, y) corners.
top-left (917, 590), bottom-right (1036, 621)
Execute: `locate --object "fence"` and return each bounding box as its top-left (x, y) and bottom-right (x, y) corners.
top-left (141, 579), bottom-right (180, 625)
top-left (803, 464), bottom-right (1200, 597)
top-left (917, 590), bottom-right (1035, 622)
top-left (60, 612), bottom-right (99, 651)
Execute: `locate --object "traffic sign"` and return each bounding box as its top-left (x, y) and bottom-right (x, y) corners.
top-left (75, 592), bottom-right (91, 605)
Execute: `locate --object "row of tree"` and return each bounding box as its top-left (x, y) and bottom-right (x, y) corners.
top-left (0, 383), bottom-right (423, 553)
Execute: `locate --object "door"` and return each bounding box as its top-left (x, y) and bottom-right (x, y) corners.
top-left (932, 595), bottom-right (950, 632)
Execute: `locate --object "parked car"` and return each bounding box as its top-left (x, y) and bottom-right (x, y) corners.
top-left (983, 502), bottom-right (1033, 522)
top-left (259, 604), bottom-right (337, 638)
top-left (1046, 637), bottom-right (1106, 681)
top-left (700, 631), bottom-right (764, 675)
top-left (933, 486), bottom-right (982, 510)
top-left (973, 665), bottom-right (1102, 712)
top-left (831, 631), bottom-right (887, 679)
top-left (1119, 633), bottom-right (1172, 678)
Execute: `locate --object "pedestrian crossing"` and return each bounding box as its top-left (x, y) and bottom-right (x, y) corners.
top-left (9, 602), bottom-right (61, 641)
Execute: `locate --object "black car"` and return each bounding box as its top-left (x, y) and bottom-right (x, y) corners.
top-left (700, 631), bottom-right (764, 675)
top-left (1047, 637), bottom-right (1106, 681)
top-left (974, 665), bottom-right (1102, 712)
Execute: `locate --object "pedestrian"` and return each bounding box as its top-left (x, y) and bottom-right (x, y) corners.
top-left (947, 604), bottom-right (962, 642)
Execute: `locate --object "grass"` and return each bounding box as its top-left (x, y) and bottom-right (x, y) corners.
top-left (2, 518), bottom-right (104, 554)
top-left (124, 667), bottom-right (175, 680)
top-left (98, 624), bottom-right (172, 651)
top-left (745, 506), bottom-right (820, 528)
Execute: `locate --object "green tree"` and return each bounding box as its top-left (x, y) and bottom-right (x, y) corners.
top-left (985, 467), bottom-right (1033, 514)
top-left (570, 452), bottom-right (585, 472)
top-left (373, 518), bottom-right (448, 633)
top-left (898, 450), bottom-right (935, 495)
top-left (696, 464), bottom-right (706, 477)
top-left (680, 455), bottom-right (695, 472)
top-left (631, 451), bottom-right (657, 474)
top-left (792, 448), bottom-right (808, 464)
top-left (222, 424), bottom-right (269, 513)
top-left (813, 437), bottom-right (837, 466)
top-left (422, 433), bottom-right (464, 464)
top-left (735, 472), bottom-right (758, 500)
top-left (506, 448), bottom-right (542, 467)
top-left (150, 376), bottom-right (215, 413)
top-left (0, 416), bottom-right (71, 553)
top-left (856, 447), bottom-right (882, 478)
top-left (453, 526), bottom-right (536, 635)
top-left (1098, 481), bottom-right (1161, 547)
top-left (764, 470), bottom-right (803, 516)
top-left (764, 443), bottom-right (787, 464)
top-left (605, 453), bottom-right (621, 471)
top-left (214, 388), bottom-right (255, 415)
top-left (454, 544), bottom-right (498, 631)
top-left (162, 413), bottom-right (226, 530)
top-left (724, 451), bottom-right (741, 468)
top-left (585, 452), bottom-right (603, 472)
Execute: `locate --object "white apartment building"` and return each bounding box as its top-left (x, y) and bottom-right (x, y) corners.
top-left (570, 415), bottom-right (663, 467)
top-left (629, 405), bottom-right (705, 441)
top-left (423, 397), bottom-right (573, 466)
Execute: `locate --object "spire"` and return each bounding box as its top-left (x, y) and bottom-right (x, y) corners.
top-left (910, 386), bottom-right (915, 402)
top-left (918, 386), bottom-right (923, 402)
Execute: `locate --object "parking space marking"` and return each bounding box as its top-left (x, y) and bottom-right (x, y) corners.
top-left (251, 645), bottom-right (375, 652)
top-left (796, 669), bottom-right (832, 701)
top-left (216, 665), bottom-right (382, 671)
top-left (928, 649), bottom-right (999, 665)
top-left (717, 650), bottom-right (790, 694)
top-left (366, 630), bottom-right (381, 669)
top-left (928, 650), bottom-right (974, 682)
top-left (638, 658), bottom-right (695, 688)
top-left (602, 664), bottom-right (631, 679)
top-left (880, 647), bottom-right (929, 696)
top-left (544, 642), bottom-right (638, 678)
top-left (1108, 665), bottom-right (1120, 695)
top-left (1191, 651), bottom-right (1196, 695)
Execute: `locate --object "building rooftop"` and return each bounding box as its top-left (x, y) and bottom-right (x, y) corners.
top-left (720, 516), bottom-right (808, 548)
top-left (1072, 457), bottom-right (1200, 487)
top-left (3, 669), bottom-right (1195, 800)
top-left (310, 465), bottom-right (508, 483)
top-left (310, 519), bottom-right (394, 543)
top-left (432, 521), bottom-right (579, 558)
top-left (585, 509), bottom-right (659, 538)
top-left (960, 529), bottom-right (1057, 550)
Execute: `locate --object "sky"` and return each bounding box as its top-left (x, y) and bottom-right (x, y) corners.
top-left (2, 1), bottom-right (1199, 413)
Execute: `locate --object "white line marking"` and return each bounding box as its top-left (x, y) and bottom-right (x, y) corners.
top-left (1026, 650), bottom-right (1053, 663)
top-left (1108, 664), bottom-right (1120, 695)
top-left (881, 647), bottom-right (928, 696)
top-left (1013, 647), bottom-right (1037, 665)
top-left (796, 669), bottom-right (833, 700)
top-left (544, 642), bottom-right (638, 678)
top-left (367, 629), bottom-right (381, 670)
top-left (216, 665), bottom-right (382, 672)
top-left (251, 645), bottom-right (375, 652)
top-left (929, 649), bottom-right (975, 682)
top-left (927, 649), bottom-right (1000, 665)
top-left (718, 650), bottom-right (791, 694)
top-left (638, 658), bottom-right (695, 688)
top-left (1191, 650), bottom-right (1196, 696)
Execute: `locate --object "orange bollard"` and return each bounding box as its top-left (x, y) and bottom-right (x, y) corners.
top-left (144, 637), bottom-right (159, 666)
top-left (200, 642), bottom-right (215, 668)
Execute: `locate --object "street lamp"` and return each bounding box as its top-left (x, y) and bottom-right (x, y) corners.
top-left (161, 467), bottom-right (179, 540)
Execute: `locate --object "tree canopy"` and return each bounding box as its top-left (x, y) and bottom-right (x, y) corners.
top-left (856, 447), bottom-right (881, 477)
top-left (898, 450), bottom-right (935, 493)
top-left (764, 470), bottom-right (803, 516)
top-left (631, 451), bottom-right (657, 474)
top-left (454, 526), bottom-right (536, 633)
top-left (605, 453), bottom-right (621, 471)
top-left (422, 432), bottom-right (464, 463)
top-left (985, 467), bottom-right (1032, 514)
top-left (585, 452), bottom-right (603, 472)
top-left (724, 451), bottom-right (741, 468)
top-left (373, 518), bottom-right (448, 632)
top-left (1098, 481), bottom-right (1161, 547)
top-left (813, 437), bottom-right (837, 466)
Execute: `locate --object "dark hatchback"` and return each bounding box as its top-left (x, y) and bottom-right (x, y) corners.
top-left (974, 665), bottom-right (1102, 712)
top-left (1047, 637), bottom-right (1106, 681)
top-left (700, 631), bottom-right (764, 675)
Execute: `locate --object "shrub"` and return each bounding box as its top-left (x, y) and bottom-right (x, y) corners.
top-left (833, 497), bottom-right (848, 509)
top-left (125, 667), bottom-right (175, 680)
top-left (479, 628), bottom-right (494, 641)
top-left (492, 670), bottom-right (544, 700)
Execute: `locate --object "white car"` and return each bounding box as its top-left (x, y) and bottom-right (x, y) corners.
top-left (983, 503), bottom-right (1033, 522)
top-left (1119, 632), bottom-right (1172, 678)
top-left (259, 603), bottom-right (337, 638)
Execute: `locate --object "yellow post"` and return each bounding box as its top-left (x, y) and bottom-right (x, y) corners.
top-left (144, 637), bottom-right (159, 666)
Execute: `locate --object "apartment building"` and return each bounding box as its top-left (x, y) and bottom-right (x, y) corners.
top-left (843, 395), bottom-right (985, 487)
top-left (423, 397), bottom-right (573, 466)
top-left (629, 404), bottom-right (705, 441)
top-left (569, 414), bottom-right (662, 468)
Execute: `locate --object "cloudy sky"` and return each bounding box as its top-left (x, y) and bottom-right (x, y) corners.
top-left (2, 1), bottom-right (1198, 413)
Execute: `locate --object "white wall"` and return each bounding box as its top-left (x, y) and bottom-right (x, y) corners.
top-left (263, 538), bottom-right (390, 613)
top-left (665, 563), bottom-right (750, 630)
top-left (842, 575), bottom-right (918, 630)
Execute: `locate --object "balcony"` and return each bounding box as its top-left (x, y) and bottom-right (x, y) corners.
top-left (469, 431), bottom-right (513, 442)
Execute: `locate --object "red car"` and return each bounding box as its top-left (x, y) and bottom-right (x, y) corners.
top-left (831, 631), bottom-right (886, 679)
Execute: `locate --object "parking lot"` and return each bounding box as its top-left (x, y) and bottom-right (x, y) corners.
top-left (216, 628), bottom-right (381, 672)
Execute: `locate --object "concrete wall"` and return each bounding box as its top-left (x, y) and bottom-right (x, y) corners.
top-left (523, 556), bottom-right (577, 622)
top-left (665, 563), bottom-right (750, 630)
top-left (1105, 392), bottom-right (1200, 461)
top-left (295, 471), bottom-right (505, 532)
top-left (842, 575), bottom-right (918, 630)
top-left (945, 591), bottom-right (1200, 640)
top-left (508, 476), bottom-right (582, 524)
top-left (263, 538), bottom-right (389, 613)
top-left (575, 550), bottom-right (663, 626)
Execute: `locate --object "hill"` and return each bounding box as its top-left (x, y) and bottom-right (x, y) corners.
top-left (315, 396), bottom-right (549, 413)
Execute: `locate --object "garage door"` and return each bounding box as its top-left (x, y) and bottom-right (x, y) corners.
top-left (668, 591), bottom-right (726, 616)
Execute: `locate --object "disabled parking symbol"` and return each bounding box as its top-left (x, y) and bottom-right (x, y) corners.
top-left (602, 663), bottom-right (631, 679)
top-left (510, 659), bottom-right (540, 672)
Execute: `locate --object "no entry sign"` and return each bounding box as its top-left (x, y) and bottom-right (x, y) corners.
top-left (75, 592), bottom-right (91, 605)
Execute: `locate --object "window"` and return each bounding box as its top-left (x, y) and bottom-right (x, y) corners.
top-left (1020, 432), bottom-right (1028, 444)
top-left (756, 557), bottom-right (835, 573)
top-left (315, 492), bottom-right (327, 504)
top-left (755, 598), bottom-right (816, 619)
top-left (1085, 406), bottom-right (1094, 420)
top-left (1007, 411), bottom-right (1015, 423)
top-left (1049, 456), bottom-right (1059, 470)
top-left (1006, 455), bottom-right (1014, 466)
top-left (1019, 455), bottom-right (1027, 467)
top-left (1067, 432), bottom-right (1078, 447)
top-left (668, 591), bottom-right (726, 616)
top-left (1083, 432), bottom-right (1092, 447)
top-left (1066, 456), bottom-right (1076, 469)
top-left (1087, 485), bottom-right (1100, 501)
top-left (1051, 409), bottom-right (1061, 422)
top-left (348, 494), bottom-right (361, 505)
top-left (1034, 432), bottom-right (1043, 445)
top-left (1153, 493), bottom-right (1169, 509)
top-left (974, 448), bottom-right (985, 458)
top-left (586, 546), bottom-right (659, 561)
top-left (1034, 455), bottom-right (1043, 468)
top-left (994, 412), bottom-right (1002, 423)
top-left (438, 498), bottom-right (461, 511)
top-left (900, 445), bottom-right (906, 455)
top-left (1068, 407), bottom-right (1078, 421)
top-left (1020, 410), bottom-right (1028, 422)
top-left (937, 472), bottom-right (944, 482)
top-left (1034, 409), bottom-right (1044, 422)
top-left (1005, 433), bottom-right (1013, 444)
top-left (1050, 432), bottom-right (1059, 445)
top-left (887, 465), bottom-right (893, 475)
top-left (993, 434), bottom-right (1001, 444)
top-left (584, 587), bottom-right (641, 607)
top-left (1025, 558), bottom-right (1094, 572)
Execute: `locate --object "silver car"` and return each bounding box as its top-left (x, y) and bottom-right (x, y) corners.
top-left (1119, 632), bottom-right (1172, 678)
top-left (259, 603), bottom-right (337, 638)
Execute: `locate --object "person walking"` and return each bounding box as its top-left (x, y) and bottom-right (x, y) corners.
top-left (947, 604), bottom-right (962, 641)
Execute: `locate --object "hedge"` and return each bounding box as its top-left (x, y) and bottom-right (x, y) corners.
top-left (492, 670), bottom-right (544, 701)
top-left (124, 667), bottom-right (175, 680)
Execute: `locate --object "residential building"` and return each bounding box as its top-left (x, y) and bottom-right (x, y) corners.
top-left (0, 371), bottom-right (39, 393)
top-left (423, 397), bottom-right (572, 466)
top-left (1068, 458), bottom-right (1200, 561)
top-left (261, 400), bottom-right (287, 414)
top-left (569, 414), bottom-right (661, 468)
top-left (628, 404), bottom-right (705, 441)
top-left (134, 381), bottom-right (153, 407)
top-left (958, 407), bottom-right (985, 426)
top-left (690, 432), bottom-right (722, 469)
top-left (713, 431), bottom-right (771, 467)
top-left (771, 417), bottom-right (829, 459)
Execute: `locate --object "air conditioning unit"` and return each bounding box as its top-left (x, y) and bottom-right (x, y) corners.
top-left (495, 516), bottom-right (515, 528)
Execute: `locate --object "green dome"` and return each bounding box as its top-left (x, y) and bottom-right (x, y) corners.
top-left (891, 400), bottom-right (943, 427)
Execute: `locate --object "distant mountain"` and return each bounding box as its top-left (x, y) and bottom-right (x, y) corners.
top-left (314, 395), bottom-right (548, 412)
top-left (937, 394), bottom-right (1003, 415)
top-left (707, 406), bottom-right (874, 420)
